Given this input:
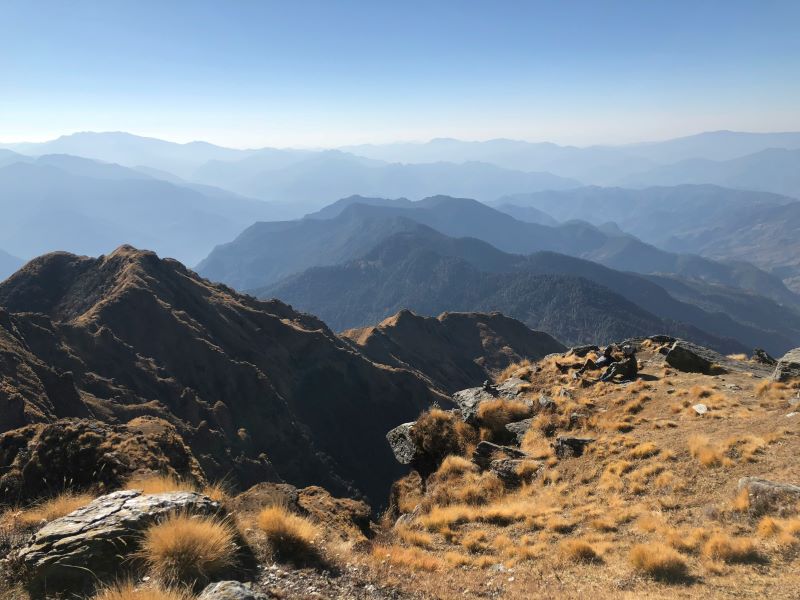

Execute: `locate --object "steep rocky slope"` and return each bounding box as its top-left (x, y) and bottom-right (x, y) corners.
top-left (0, 246), bottom-right (446, 504)
top-left (342, 310), bottom-right (566, 394)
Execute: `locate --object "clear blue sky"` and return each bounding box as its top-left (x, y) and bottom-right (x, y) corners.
top-left (1, 0), bottom-right (799, 147)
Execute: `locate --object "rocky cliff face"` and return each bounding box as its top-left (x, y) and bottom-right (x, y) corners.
top-left (0, 246), bottom-right (446, 504)
top-left (342, 309), bottom-right (565, 394)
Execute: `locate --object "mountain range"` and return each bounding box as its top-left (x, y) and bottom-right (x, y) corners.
top-left (0, 154), bottom-right (280, 265)
top-left (199, 195), bottom-right (798, 308)
top-left (260, 224), bottom-right (800, 355)
top-left (496, 185), bottom-right (800, 292)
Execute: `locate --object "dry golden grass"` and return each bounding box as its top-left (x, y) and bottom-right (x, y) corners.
top-left (559, 539), bottom-right (601, 563)
top-left (395, 524), bottom-right (435, 549)
top-left (126, 474), bottom-right (196, 495)
top-left (688, 435), bottom-right (731, 467)
top-left (727, 353), bottom-right (748, 361)
top-left (256, 505), bottom-right (320, 561)
top-left (477, 398), bottom-right (532, 439)
top-left (93, 582), bottom-right (191, 600)
top-left (372, 544), bottom-right (440, 571)
top-left (139, 513), bottom-right (237, 586)
top-left (703, 533), bottom-right (762, 564)
top-left (18, 491), bottom-right (94, 524)
top-left (630, 543), bottom-right (690, 582)
top-left (628, 442), bottom-right (660, 459)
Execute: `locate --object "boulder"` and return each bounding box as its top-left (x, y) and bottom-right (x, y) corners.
top-left (505, 418), bottom-right (533, 444)
top-left (452, 387), bottom-right (496, 424)
top-left (553, 437), bottom-right (594, 458)
top-left (489, 458), bottom-right (542, 487)
top-left (199, 581), bottom-right (269, 600)
top-left (737, 477), bottom-right (800, 516)
top-left (692, 403), bottom-right (708, 415)
top-left (386, 421), bottom-right (418, 465)
top-left (771, 348), bottom-right (800, 382)
top-left (752, 348), bottom-right (777, 365)
top-left (665, 340), bottom-right (725, 374)
top-left (18, 490), bottom-right (223, 596)
top-left (452, 378), bottom-right (528, 424)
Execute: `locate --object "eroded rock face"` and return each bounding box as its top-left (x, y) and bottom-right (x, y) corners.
top-left (772, 348), bottom-right (800, 382)
top-left (199, 580), bottom-right (269, 600)
top-left (18, 490), bottom-right (222, 597)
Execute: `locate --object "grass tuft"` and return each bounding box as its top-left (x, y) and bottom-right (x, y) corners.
top-left (630, 543), bottom-right (690, 582)
top-left (138, 513), bottom-right (237, 587)
top-left (256, 505), bottom-right (320, 562)
top-left (93, 581), bottom-right (191, 600)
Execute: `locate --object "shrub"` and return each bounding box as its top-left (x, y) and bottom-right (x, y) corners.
top-left (256, 505), bottom-right (320, 562)
top-left (688, 436), bottom-right (729, 468)
top-left (138, 513), bottom-right (237, 587)
top-left (702, 533), bottom-right (761, 563)
top-left (19, 492), bottom-right (94, 524)
top-left (559, 539), bottom-right (601, 563)
top-left (629, 442), bottom-right (659, 459)
top-left (630, 543), bottom-right (689, 582)
top-left (93, 581), bottom-right (191, 600)
top-left (410, 409), bottom-right (475, 476)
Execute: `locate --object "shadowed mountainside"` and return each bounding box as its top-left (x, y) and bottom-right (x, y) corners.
top-left (261, 229), bottom-right (765, 354)
top-left (0, 246), bottom-right (447, 504)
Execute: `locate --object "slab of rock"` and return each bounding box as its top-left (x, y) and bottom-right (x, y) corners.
top-left (692, 403), bottom-right (708, 415)
top-left (538, 394), bottom-right (556, 412)
top-left (553, 437), bottom-right (594, 458)
top-left (772, 348), bottom-right (800, 382)
top-left (386, 421), bottom-right (418, 465)
top-left (665, 340), bottom-right (725, 374)
top-left (505, 418), bottom-right (533, 444)
top-left (199, 580), bottom-right (268, 600)
top-left (472, 441), bottom-right (527, 470)
top-left (18, 490), bottom-right (222, 596)
top-left (569, 345), bottom-right (599, 358)
top-left (738, 477), bottom-right (800, 516)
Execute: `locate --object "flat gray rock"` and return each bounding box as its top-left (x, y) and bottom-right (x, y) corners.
top-left (18, 489), bottom-right (222, 596)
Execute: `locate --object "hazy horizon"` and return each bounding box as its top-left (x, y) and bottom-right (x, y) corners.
top-left (3, 0), bottom-right (800, 148)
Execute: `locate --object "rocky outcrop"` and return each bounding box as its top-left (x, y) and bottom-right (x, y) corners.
top-left (771, 348), bottom-right (800, 381)
top-left (230, 482), bottom-right (372, 543)
top-left (17, 490), bottom-right (224, 596)
top-left (342, 310), bottom-right (565, 394)
top-left (665, 340), bottom-right (725, 374)
top-left (199, 581), bottom-right (269, 600)
top-left (553, 436), bottom-right (594, 458)
top-left (737, 477), bottom-right (800, 517)
top-left (0, 418), bottom-right (204, 505)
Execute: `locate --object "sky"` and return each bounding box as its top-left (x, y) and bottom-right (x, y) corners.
top-left (1, 0), bottom-right (799, 148)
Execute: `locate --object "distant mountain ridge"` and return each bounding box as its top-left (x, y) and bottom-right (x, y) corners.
top-left (199, 195), bottom-right (797, 308)
top-left (0, 154), bottom-right (279, 265)
top-left (496, 185), bottom-right (800, 293)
